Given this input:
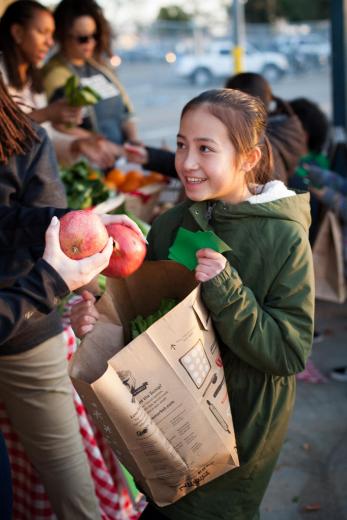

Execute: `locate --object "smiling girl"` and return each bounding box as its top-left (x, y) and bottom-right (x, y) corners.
top-left (141, 88), bottom-right (315, 519)
top-left (71, 88), bottom-right (315, 519)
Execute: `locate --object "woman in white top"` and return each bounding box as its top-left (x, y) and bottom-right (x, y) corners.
top-left (0, 0), bottom-right (121, 168)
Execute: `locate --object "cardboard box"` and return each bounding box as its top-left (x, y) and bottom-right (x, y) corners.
top-left (69, 261), bottom-right (239, 506)
top-left (124, 183), bottom-right (163, 222)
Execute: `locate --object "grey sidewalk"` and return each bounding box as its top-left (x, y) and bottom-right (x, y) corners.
top-left (261, 300), bottom-right (347, 519)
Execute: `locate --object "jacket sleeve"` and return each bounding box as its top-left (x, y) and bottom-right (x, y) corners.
top-left (202, 236), bottom-right (314, 376)
top-left (145, 147), bottom-right (177, 179)
top-left (19, 126), bottom-right (67, 209)
top-left (0, 259), bottom-right (69, 346)
top-left (0, 206), bottom-right (69, 249)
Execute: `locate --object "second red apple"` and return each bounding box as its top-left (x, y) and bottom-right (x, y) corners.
top-left (103, 223), bottom-right (146, 278)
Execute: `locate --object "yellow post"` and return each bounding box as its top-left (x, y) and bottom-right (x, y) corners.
top-left (232, 45), bottom-right (244, 73)
top-left (0, 0), bottom-right (15, 16)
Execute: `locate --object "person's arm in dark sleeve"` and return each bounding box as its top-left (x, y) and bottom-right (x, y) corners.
top-left (0, 206), bottom-right (69, 249)
top-left (144, 147), bottom-right (177, 178)
top-left (0, 259), bottom-right (69, 346)
top-left (19, 125), bottom-right (67, 209)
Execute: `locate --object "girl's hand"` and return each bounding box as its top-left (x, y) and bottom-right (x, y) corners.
top-left (70, 290), bottom-right (99, 338)
top-left (43, 217), bottom-right (113, 292)
top-left (195, 248), bottom-right (226, 282)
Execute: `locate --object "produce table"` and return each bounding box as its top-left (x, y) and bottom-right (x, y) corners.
top-left (0, 316), bottom-right (145, 520)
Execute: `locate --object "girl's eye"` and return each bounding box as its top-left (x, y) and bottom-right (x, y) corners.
top-left (200, 145), bottom-right (211, 153)
top-left (176, 141), bottom-right (185, 150)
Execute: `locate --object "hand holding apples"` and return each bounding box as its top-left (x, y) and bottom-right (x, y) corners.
top-left (59, 210), bottom-right (147, 278)
top-left (43, 217), bottom-right (113, 291)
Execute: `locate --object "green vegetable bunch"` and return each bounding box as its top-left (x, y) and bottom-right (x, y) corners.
top-left (110, 205), bottom-right (151, 238)
top-left (64, 75), bottom-right (101, 107)
top-left (130, 298), bottom-right (177, 339)
top-left (60, 160), bottom-right (110, 209)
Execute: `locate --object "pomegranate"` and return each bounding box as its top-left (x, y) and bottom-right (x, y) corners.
top-left (59, 210), bottom-right (109, 259)
top-left (103, 223), bottom-right (146, 278)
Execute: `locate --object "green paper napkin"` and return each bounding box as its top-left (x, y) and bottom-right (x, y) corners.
top-left (168, 227), bottom-right (231, 270)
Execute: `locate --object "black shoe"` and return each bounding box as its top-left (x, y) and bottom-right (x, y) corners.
top-left (330, 367), bottom-right (347, 382)
top-left (313, 330), bottom-right (325, 344)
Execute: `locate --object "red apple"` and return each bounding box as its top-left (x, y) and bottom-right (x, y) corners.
top-left (103, 223), bottom-right (146, 278)
top-left (59, 210), bottom-right (109, 259)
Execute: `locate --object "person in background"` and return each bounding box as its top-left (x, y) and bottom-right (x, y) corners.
top-left (43, 0), bottom-right (138, 147)
top-left (290, 98), bottom-right (347, 383)
top-left (289, 97), bottom-right (330, 244)
top-left (0, 0), bottom-right (119, 169)
top-left (288, 97), bottom-right (332, 357)
top-left (225, 72), bottom-right (306, 184)
top-left (71, 88), bottom-right (314, 519)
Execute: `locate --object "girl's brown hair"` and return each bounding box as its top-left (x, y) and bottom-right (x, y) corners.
top-left (0, 73), bottom-right (38, 163)
top-left (181, 88), bottom-right (274, 192)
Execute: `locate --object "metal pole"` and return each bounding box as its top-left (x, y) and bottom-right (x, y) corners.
top-left (232, 0), bottom-right (245, 73)
top-left (331, 0), bottom-right (347, 137)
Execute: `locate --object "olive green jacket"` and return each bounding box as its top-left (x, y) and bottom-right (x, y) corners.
top-left (146, 185), bottom-right (314, 520)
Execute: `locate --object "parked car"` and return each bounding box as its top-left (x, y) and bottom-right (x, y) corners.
top-left (174, 41), bottom-right (289, 86)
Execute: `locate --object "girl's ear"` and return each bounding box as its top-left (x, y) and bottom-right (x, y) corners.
top-left (242, 146), bottom-right (262, 172)
top-left (10, 24), bottom-right (24, 46)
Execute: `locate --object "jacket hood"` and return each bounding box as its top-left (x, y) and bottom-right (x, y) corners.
top-left (190, 181), bottom-right (311, 233)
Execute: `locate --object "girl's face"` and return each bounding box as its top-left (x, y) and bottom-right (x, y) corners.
top-left (175, 106), bottom-right (252, 204)
top-left (64, 16), bottom-right (97, 62)
top-left (12, 10), bottom-right (54, 66)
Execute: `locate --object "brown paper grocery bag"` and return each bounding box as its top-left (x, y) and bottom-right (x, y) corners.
top-left (313, 210), bottom-right (346, 303)
top-left (69, 261), bottom-right (239, 506)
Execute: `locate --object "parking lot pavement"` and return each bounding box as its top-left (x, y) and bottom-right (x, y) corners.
top-left (261, 300), bottom-right (347, 520)
top-left (117, 63), bottom-right (331, 148)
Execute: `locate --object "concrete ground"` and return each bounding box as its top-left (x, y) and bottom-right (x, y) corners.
top-left (261, 300), bottom-right (347, 519)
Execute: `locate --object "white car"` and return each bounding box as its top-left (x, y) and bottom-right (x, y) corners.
top-left (175, 41), bottom-right (289, 86)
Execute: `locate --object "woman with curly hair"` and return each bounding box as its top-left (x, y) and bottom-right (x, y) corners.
top-left (43, 0), bottom-right (138, 146)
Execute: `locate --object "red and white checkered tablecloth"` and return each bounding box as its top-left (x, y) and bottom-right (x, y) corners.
top-left (0, 319), bottom-right (145, 520)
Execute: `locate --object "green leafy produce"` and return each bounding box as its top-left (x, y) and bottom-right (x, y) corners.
top-left (64, 75), bottom-right (101, 107)
top-left (130, 298), bottom-right (177, 339)
top-left (60, 160), bottom-right (110, 209)
top-left (110, 204), bottom-right (150, 237)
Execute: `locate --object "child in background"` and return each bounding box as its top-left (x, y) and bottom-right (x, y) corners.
top-left (289, 97), bottom-right (330, 245)
top-left (291, 99), bottom-right (347, 383)
top-left (72, 88), bottom-right (314, 519)
top-left (225, 72), bottom-right (306, 184)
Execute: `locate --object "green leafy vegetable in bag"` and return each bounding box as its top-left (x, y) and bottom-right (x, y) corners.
top-left (130, 298), bottom-right (177, 339)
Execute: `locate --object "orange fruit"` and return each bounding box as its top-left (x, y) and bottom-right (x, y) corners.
top-left (88, 170), bottom-right (101, 180)
top-left (104, 179), bottom-right (116, 190)
top-left (106, 168), bottom-right (126, 188)
top-left (119, 170), bottom-right (143, 192)
top-left (141, 172), bottom-right (166, 185)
